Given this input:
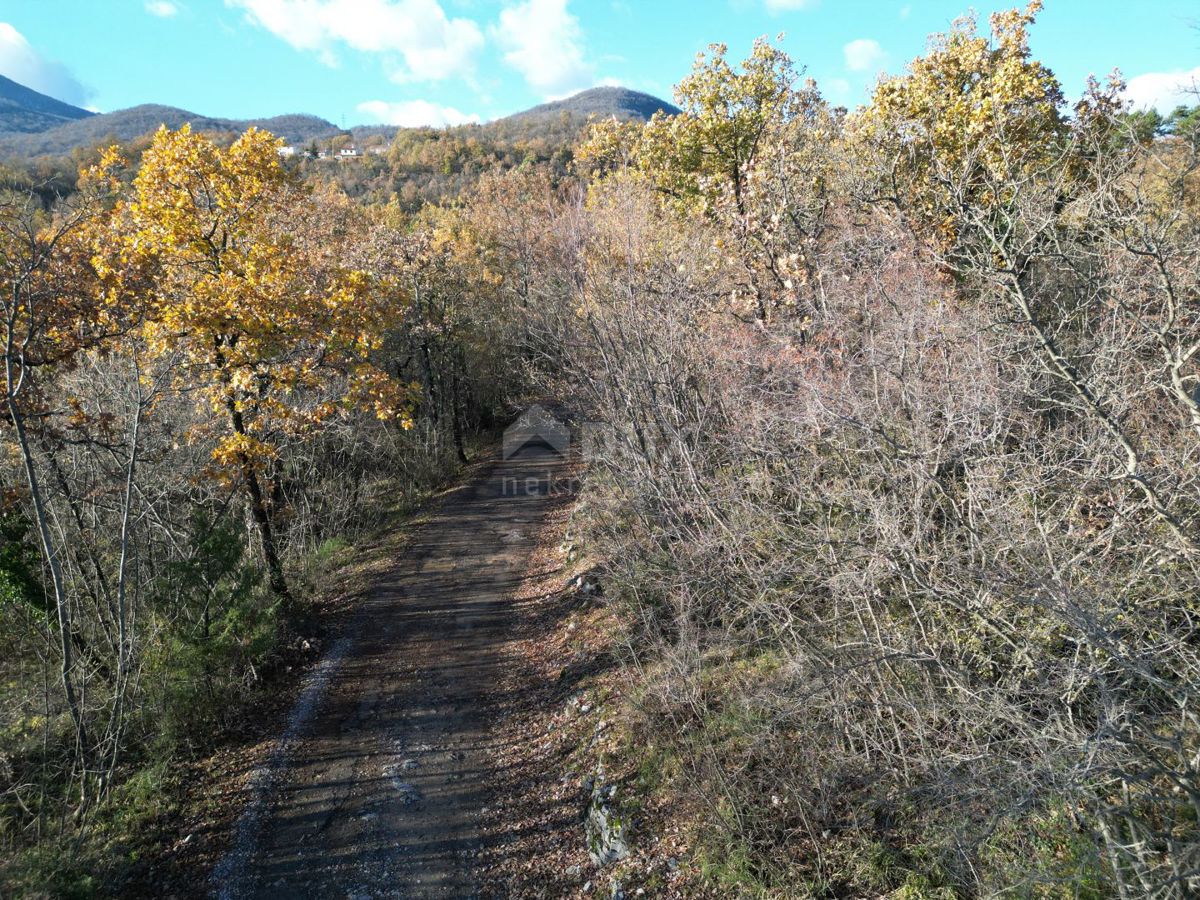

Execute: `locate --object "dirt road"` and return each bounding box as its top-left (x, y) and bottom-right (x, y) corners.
top-left (211, 441), bottom-right (571, 899)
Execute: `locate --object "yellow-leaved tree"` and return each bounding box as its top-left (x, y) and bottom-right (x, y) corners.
top-left (101, 126), bottom-right (409, 599)
top-left (582, 38), bottom-right (809, 212)
top-left (578, 38), bottom-right (837, 323)
top-left (851, 0), bottom-right (1066, 247)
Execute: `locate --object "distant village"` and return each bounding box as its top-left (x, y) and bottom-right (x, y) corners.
top-left (277, 142), bottom-right (389, 160)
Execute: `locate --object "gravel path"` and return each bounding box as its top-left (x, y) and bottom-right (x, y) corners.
top-left (211, 441), bottom-right (570, 899)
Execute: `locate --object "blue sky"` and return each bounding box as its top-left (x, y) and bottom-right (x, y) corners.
top-left (0, 1), bottom-right (1196, 128)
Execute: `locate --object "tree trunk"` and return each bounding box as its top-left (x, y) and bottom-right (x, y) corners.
top-left (450, 359), bottom-right (468, 464)
top-left (243, 458), bottom-right (289, 600)
top-left (6, 391), bottom-right (91, 776)
top-left (225, 399), bottom-right (290, 601)
top-left (102, 376), bottom-right (142, 795)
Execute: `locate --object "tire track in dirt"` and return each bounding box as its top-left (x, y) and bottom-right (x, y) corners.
top-left (211, 441), bottom-right (571, 899)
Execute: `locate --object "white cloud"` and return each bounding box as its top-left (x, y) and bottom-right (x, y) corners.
top-left (764, 0), bottom-right (816, 12)
top-left (145, 1), bottom-right (180, 17)
top-left (356, 98), bottom-right (480, 127)
top-left (843, 38), bottom-right (886, 73)
top-left (493, 0), bottom-right (592, 97)
top-left (899, 4), bottom-right (911, 19)
top-left (0, 23), bottom-right (88, 105)
top-left (1124, 67), bottom-right (1200, 114)
top-left (226, 0), bottom-right (484, 82)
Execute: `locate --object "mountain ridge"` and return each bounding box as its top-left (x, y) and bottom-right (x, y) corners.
top-left (0, 78), bottom-right (678, 160)
top-left (0, 73), bottom-right (94, 134)
top-left (0, 103), bottom-right (341, 158)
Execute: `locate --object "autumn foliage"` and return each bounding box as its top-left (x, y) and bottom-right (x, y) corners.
top-left (3, 2), bottom-right (1200, 896)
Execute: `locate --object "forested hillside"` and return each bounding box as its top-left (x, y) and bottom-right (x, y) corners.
top-left (0, 85), bottom-right (674, 168)
top-left (0, 105), bottom-right (340, 158)
top-left (2, 2), bottom-right (1200, 896)
top-left (0, 85), bottom-right (676, 213)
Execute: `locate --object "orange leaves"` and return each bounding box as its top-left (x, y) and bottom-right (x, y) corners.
top-left (0, 163), bottom-right (125, 401)
top-left (210, 432), bottom-right (279, 482)
top-left (5, 122), bottom-right (413, 500)
top-left (344, 367), bottom-right (413, 424)
top-left (131, 125), bottom-right (283, 246)
top-left (77, 145), bottom-right (126, 198)
top-left (95, 124), bottom-right (412, 476)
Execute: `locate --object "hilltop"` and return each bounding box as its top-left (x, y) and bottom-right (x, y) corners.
top-left (499, 86), bottom-right (680, 124)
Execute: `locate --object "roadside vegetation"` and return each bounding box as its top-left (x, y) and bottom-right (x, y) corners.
top-left (0, 125), bottom-right (531, 893)
top-left (2, 2), bottom-right (1199, 895)
top-left (549, 5), bottom-right (1200, 894)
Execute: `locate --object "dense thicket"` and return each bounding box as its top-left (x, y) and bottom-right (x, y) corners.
top-left (3, 2), bottom-right (1199, 896)
top-left (494, 5), bottom-right (1200, 895)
